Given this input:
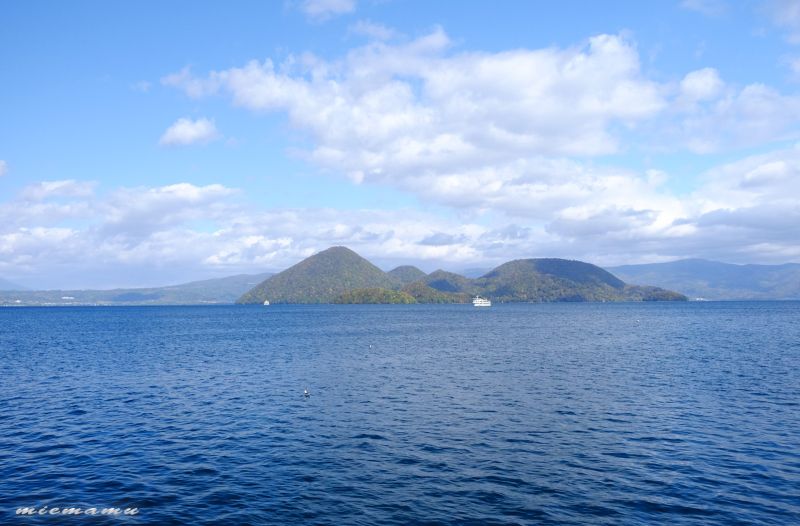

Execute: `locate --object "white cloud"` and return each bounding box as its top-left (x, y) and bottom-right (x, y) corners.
top-left (19, 180), bottom-right (96, 201)
top-left (0, 160), bottom-right (7, 177)
top-left (0, 180), bottom-right (496, 287)
top-left (299, 0), bottom-right (355, 20)
top-left (678, 82), bottom-right (800, 152)
top-left (165, 30), bottom-right (800, 160)
top-left (161, 67), bottom-right (219, 98)
top-left (669, 65), bottom-right (800, 152)
top-left (165, 32), bottom-right (664, 189)
top-left (680, 68), bottom-right (724, 101)
top-left (99, 183), bottom-right (237, 240)
top-left (159, 117), bottom-right (220, 146)
top-left (349, 20), bottom-right (397, 41)
top-left (694, 143), bottom-right (800, 209)
top-left (169, 32), bottom-right (800, 227)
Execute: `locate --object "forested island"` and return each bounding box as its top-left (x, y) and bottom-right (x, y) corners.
top-left (1, 246), bottom-right (692, 306)
top-left (237, 247), bottom-right (686, 304)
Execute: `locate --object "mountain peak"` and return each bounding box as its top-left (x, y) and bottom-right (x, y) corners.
top-left (387, 265), bottom-right (427, 285)
top-left (485, 258), bottom-right (625, 289)
top-left (237, 246), bottom-right (395, 304)
top-left (317, 246), bottom-right (359, 257)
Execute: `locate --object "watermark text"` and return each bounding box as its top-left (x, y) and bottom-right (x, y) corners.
top-left (16, 506), bottom-right (139, 517)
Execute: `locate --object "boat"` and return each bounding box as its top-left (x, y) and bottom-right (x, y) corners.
top-left (263, 300), bottom-right (270, 306)
top-left (472, 295), bottom-right (491, 307)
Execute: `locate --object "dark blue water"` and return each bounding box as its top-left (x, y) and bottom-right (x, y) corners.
top-left (1, 303), bottom-right (799, 525)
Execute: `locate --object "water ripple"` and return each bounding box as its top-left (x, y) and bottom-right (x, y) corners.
top-left (1, 302), bottom-right (799, 524)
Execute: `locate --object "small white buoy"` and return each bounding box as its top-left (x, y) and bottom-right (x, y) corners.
top-left (303, 388), bottom-right (310, 397)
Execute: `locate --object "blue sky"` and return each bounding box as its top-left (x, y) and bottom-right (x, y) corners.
top-left (2, 0), bottom-right (800, 288)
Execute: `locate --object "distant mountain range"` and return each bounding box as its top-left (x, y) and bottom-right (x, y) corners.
top-left (0, 278), bottom-right (27, 291)
top-left (0, 273), bottom-right (272, 306)
top-left (7, 253), bottom-right (794, 307)
top-left (607, 259), bottom-right (800, 300)
top-left (237, 246), bottom-right (686, 304)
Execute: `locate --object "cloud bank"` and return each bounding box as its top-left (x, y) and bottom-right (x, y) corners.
top-left (4, 137), bottom-right (800, 288)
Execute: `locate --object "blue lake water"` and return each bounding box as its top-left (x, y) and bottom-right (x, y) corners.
top-left (1, 302), bottom-right (799, 525)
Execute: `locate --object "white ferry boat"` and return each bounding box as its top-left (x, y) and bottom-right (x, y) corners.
top-left (472, 296), bottom-right (491, 307)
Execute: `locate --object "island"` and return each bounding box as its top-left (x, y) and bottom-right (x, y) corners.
top-left (236, 246), bottom-right (687, 304)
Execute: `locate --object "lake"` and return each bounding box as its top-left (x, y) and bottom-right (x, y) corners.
top-left (1, 302), bottom-right (799, 524)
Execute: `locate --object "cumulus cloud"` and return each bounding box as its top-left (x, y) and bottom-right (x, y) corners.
top-left (678, 81), bottom-right (800, 152)
top-left (694, 143), bottom-right (800, 209)
top-left (515, 144), bottom-right (800, 265)
top-left (0, 180), bottom-right (497, 288)
top-left (680, 67), bottom-right (724, 102)
top-left (2, 157), bottom-right (800, 289)
top-left (98, 183), bottom-right (237, 241)
top-left (159, 117), bottom-right (220, 146)
top-left (167, 28), bottom-right (800, 163)
top-left (670, 67), bottom-right (800, 152)
top-left (299, 0), bottom-right (355, 20)
top-left (0, 182), bottom-right (238, 287)
top-left (164, 32), bottom-right (665, 199)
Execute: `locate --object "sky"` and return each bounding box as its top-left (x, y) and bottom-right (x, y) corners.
top-left (2, 0), bottom-right (800, 289)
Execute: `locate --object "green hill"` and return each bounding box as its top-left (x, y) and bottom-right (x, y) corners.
top-left (621, 285), bottom-right (688, 302)
top-left (401, 281), bottom-right (471, 303)
top-left (487, 258), bottom-right (625, 288)
top-left (237, 246), bottom-right (397, 304)
top-left (404, 258), bottom-right (685, 303)
top-left (387, 265), bottom-right (427, 285)
top-left (474, 258), bottom-right (626, 302)
top-left (333, 288), bottom-right (416, 304)
top-left (422, 270), bottom-right (476, 294)
top-left (474, 258), bottom-right (684, 302)
top-left (235, 247), bottom-right (686, 305)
